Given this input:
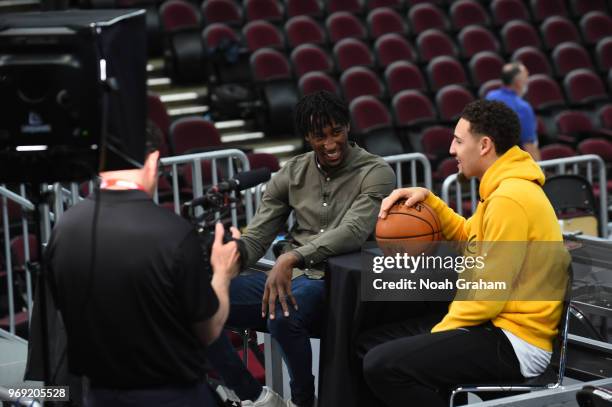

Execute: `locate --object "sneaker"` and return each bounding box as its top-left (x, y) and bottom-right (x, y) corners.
top-left (241, 387), bottom-right (285, 407)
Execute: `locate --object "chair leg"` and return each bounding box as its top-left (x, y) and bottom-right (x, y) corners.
top-left (241, 329), bottom-right (249, 368)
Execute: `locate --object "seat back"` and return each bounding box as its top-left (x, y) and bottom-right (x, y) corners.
top-left (202, 0), bottom-right (242, 25)
top-left (285, 16), bottom-right (326, 48)
top-left (367, 7), bottom-right (407, 39)
top-left (286, 0), bottom-right (322, 18)
top-left (244, 0), bottom-right (283, 23)
top-left (385, 61), bottom-right (426, 96)
top-left (375, 33), bottom-right (416, 68)
top-left (490, 0), bottom-right (530, 26)
top-left (512, 46), bottom-right (552, 76)
top-left (349, 95), bottom-right (392, 133)
top-left (326, 11), bottom-right (367, 43)
top-left (552, 42), bottom-right (593, 77)
top-left (502, 20), bottom-right (542, 54)
top-left (450, 0), bottom-right (489, 30)
top-left (333, 38), bottom-right (375, 71)
top-left (416, 29), bottom-right (457, 62)
top-left (160, 0), bottom-right (200, 31)
top-left (580, 11), bottom-right (612, 45)
top-left (299, 71), bottom-right (340, 96)
top-left (291, 44), bottom-right (333, 77)
top-left (469, 51), bottom-right (504, 86)
top-left (531, 0), bottom-right (568, 22)
top-left (458, 25), bottom-right (499, 58)
top-left (543, 174), bottom-right (598, 219)
top-left (563, 68), bottom-right (607, 105)
top-left (243, 20), bottom-right (284, 52)
top-left (540, 16), bottom-right (580, 49)
top-left (408, 3), bottom-right (449, 34)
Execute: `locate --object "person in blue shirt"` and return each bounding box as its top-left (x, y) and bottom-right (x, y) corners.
top-left (486, 62), bottom-right (540, 161)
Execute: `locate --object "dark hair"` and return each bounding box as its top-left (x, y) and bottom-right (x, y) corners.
top-left (461, 100), bottom-right (520, 154)
top-left (501, 62), bottom-right (522, 85)
top-left (294, 90), bottom-right (350, 138)
top-left (145, 119), bottom-right (164, 155)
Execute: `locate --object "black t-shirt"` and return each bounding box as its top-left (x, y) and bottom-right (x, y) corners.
top-left (46, 189), bottom-right (219, 388)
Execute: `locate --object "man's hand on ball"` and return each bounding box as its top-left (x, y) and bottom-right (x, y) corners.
top-left (379, 188), bottom-right (430, 219)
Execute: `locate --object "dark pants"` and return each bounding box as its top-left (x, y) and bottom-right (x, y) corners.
top-left (207, 271), bottom-right (324, 407)
top-left (85, 382), bottom-right (216, 407)
top-left (358, 311), bottom-right (523, 407)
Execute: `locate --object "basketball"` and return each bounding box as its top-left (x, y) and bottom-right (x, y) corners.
top-left (376, 201), bottom-right (442, 256)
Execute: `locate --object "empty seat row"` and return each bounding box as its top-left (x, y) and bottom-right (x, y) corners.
top-left (194, 0), bottom-right (610, 30)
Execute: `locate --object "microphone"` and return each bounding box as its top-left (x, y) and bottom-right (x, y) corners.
top-left (187, 168), bottom-right (272, 208)
top-left (210, 167), bottom-right (272, 193)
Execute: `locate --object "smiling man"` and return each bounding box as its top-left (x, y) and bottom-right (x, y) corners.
top-left (207, 91), bottom-right (395, 407)
top-left (359, 100), bottom-right (569, 407)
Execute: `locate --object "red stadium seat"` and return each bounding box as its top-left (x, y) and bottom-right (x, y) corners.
top-left (596, 37), bottom-right (612, 73)
top-left (201, 0), bottom-right (242, 25)
top-left (250, 48), bottom-right (292, 81)
top-left (374, 33), bottom-right (416, 68)
top-left (244, 0), bottom-right (283, 23)
top-left (333, 38), bottom-right (375, 71)
top-left (426, 56), bottom-right (468, 91)
top-left (299, 71), bottom-right (340, 96)
top-left (286, 0), bottom-right (322, 18)
top-left (525, 73), bottom-right (566, 111)
top-left (340, 66), bottom-right (384, 102)
top-left (285, 16), bottom-right (326, 48)
top-left (416, 29), bottom-right (457, 62)
top-left (490, 0), bottom-right (530, 26)
top-left (458, 25), bottom-right (500, 59)
top-left (350, 95), bottom-right (393, 133)
top-left (450, 0), bottom-right (490, 30)
top-left (160, 0), bottom-right (199, 31)
top-left (291, 44), bottom-right (333, 77)
top-left (170, 117), bottom-right (222, 155)
top-left (367, 7), bottom-right (407, 39)
top-left (540, 16), bottom-right (580, 50)
top-left (552, 42), bottom-right (594, 77)
top-left (501, 20), bottom-right (542, 54)
top-left (563, 68), bottom-right (608, 105)
top-left (242, 20), bottom-right (284, 52)
top-left (530, 0), bottom-right (568, 22)
top-left (392, 89), bottom-right (437, 126)
top-left (384, 61), bottom-right (427, 96)
top-left (408, 3), bottom-right (450, 34)
top-left (469, 51), bottom-right (504, 87)
top-left (436, 85), bottom-right (475, 122)
top-left (511, 46), bottom-right (552, 76)
top-left (326, 11), bottom-right (368, 43)
top-left (580, 11), bottom-right (612, 45)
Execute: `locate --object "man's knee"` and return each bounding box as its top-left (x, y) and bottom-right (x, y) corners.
top-left (267, 311), bottom-right (304, 337)
top-left (362, 346), bottom-right (395, 389)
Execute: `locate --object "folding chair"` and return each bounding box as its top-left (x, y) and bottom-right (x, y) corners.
top-left (450, 265), bottom-right (573, 406)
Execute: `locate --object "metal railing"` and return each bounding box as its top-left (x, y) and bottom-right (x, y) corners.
top-left (440, 154), bottom-right (609, 237)
top-left (383, 152), bottom-right (433, 190)
top-left (0, 149), bottom-right (253, 335)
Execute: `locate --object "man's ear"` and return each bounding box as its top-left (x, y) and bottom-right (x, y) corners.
top-left (479, 136), bottom-right (494, 156)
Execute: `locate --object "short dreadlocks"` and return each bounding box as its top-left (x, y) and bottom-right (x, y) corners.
top-left (293, 91), bottom-right (350, 138)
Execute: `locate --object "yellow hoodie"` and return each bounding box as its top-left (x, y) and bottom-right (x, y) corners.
top-left (424, 146), bottom-right (570, 351)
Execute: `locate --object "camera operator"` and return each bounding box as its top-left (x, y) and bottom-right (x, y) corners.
top-left (45, 124), bottom-right (241, 406)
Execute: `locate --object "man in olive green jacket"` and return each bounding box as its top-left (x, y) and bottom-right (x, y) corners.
top-left (208, 91), bottom-right (395, 407)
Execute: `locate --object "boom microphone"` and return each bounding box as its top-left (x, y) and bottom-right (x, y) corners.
top-left (210, 167), bottom-right (272, 193)
top-left (186, 168), bottom-right (272, 209)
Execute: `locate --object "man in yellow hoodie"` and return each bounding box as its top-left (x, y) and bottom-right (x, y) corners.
top-left (359, 100), bottom-right (570, 407)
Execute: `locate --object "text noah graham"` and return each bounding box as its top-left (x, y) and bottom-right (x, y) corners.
top-left (372, 278), bottom-right (507, 290)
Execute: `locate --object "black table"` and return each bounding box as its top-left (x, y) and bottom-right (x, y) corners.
top-left (318, 245), bottom-right (440, 407)
top-left (317, 238), bottom-right (612, 407)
